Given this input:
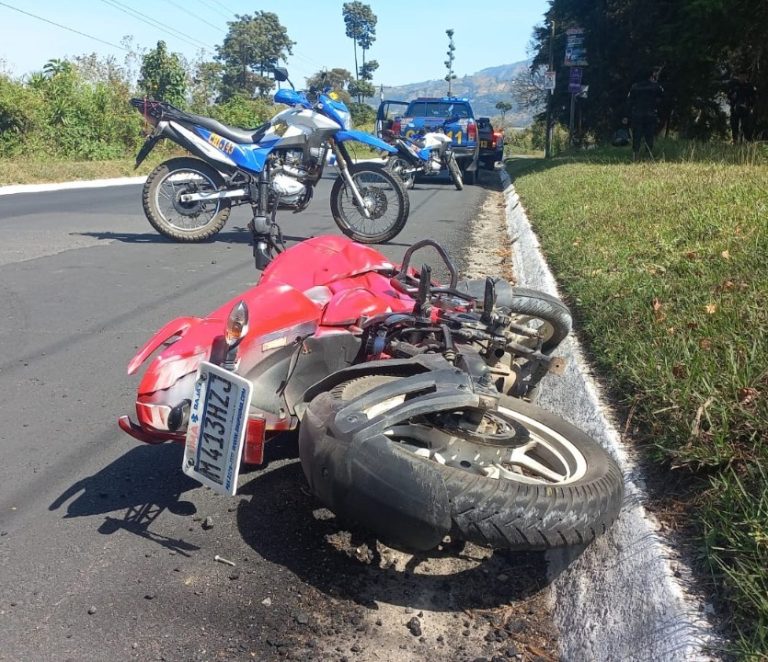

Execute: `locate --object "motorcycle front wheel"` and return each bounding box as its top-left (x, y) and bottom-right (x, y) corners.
top-left (143, 157), bottom-right (231, 242)
top-left (447, 153), bottom-right (464, 190)
top-left (330, 164), bottom-right (410, 244)
top-left (299, 374), bottom-right (624, 551)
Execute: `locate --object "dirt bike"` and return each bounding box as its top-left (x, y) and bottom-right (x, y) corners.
top-left (381, 119), bottom-right (464, 191)
top-left (130, 67), bottom-right (408, 248)
top-left (119, 235), bottom-right (623, 551)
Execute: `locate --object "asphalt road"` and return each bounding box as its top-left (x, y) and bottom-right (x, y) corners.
top-left (0, 172), bottom-right (561, 662)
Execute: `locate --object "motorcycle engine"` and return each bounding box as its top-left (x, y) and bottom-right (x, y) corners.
top-left (271, 172), bottom-right (307, 205)
top-left (428, 154), bottom-right (442, 173)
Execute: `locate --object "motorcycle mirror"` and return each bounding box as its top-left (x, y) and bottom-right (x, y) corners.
top-left (273, 67), bottom-right (289, 82)
top-left (481, 277), bottom-right (496, 324)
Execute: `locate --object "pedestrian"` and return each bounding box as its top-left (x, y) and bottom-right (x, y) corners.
top-left (624, 69), bottom-right (664, 160)
top-left (727, 73), bottom-right (757, 143)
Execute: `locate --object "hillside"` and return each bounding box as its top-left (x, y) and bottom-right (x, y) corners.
top-left (376, 61), bottom-right (533, 125)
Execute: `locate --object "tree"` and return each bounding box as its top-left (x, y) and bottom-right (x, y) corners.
top-left (445, 29), bottom-right (457, 95)
top-left (138, 41), bottom-right (187, 106)
top-left (305, 68), bottom-right (354, 104)
top-left (342, 2), bottom-right (377, 101)
top-left (216, 12), bottom-right (294, 100)
top-left (43, 59), bottom-right (73, 78)
top-left (190, 60), bottom-right (223, 109)
top-left (495, 101), bottom-right (513, 126)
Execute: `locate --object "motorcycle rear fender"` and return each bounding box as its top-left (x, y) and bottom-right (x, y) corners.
top-left (135, 133), bottom-right (163, 168)
top-left (335, 129), bottom-right (397, 154)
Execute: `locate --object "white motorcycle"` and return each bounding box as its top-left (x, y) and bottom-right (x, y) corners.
top-left (130, 68), bottom-right (409, 253)
top-left (381, 118), bottom-right (464, 190)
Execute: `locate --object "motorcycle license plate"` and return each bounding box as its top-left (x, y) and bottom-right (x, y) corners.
top-left (183, 362), bottom-right (252, 496)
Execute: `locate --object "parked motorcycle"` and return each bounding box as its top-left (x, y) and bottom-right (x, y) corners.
top-left (130, 68), bottom-right (408, 249)
top-left (382, 119), bottom-right (464, 190)
top-left (119, 235), bottom-right (623, 551)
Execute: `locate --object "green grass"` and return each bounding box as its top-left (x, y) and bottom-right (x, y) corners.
top-left (508, 139), bottom-right (768, 658)
top-left (0, 144), bottom-right (186, 186)
top-left (0, 137), bottom-right (385, 186)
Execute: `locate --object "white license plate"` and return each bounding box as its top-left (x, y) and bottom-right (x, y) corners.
top-left (183, 362), bottom-right (252, 496)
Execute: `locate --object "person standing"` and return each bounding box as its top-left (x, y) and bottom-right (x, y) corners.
top-left (727, 73), bottom-right (757, 143)
top-left (624, 69), bottom-right (664, 160)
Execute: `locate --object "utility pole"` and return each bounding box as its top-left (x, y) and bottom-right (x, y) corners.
top-left (544, 20), bottom-right (555, 159)
top-left (444, 29), bottom-right (457, 96)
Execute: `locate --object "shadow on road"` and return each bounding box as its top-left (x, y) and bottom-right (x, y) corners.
top-left (74, 228), bottom-right (412, 249)
top-left (49, 443), bottom-right (201, 556)
top-left (237, 436), bottom-right (557, 613)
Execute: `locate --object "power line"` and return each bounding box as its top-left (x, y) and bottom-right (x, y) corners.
top-left (207, 0), bottom-right (236, 14)
top-left (0, 1), bottom-right (129, 52)
top-left (100, 0), bottom-right (213, 52)
top-left (162, 0), bottom-right (225, 33)
top-left (193, 0), bottom-right (231, 21)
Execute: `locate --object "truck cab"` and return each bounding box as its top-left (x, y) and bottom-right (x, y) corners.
top-left (376, 97), bottom-right (480, 184)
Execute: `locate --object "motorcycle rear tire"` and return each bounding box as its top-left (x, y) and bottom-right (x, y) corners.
top-left (330, 164), bottom-right (409, 244)
top-left (299, 374), bottom-right (624, 551)
top-left (386, 156), bottom-right (416, 190)
top-left (447, 154), bottom-right (464, 190)
top-left (143, 157), bottom-right (230, 242)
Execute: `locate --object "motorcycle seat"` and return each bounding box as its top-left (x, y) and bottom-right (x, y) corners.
top-left (178, 111), bottom-right (270, 145)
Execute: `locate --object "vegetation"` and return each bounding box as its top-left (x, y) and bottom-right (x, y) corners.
top-left (138, 41), bottom-right (187, 107)
top-left (215, 11), bottom-right (295, 100)
top-left (342, 2), bottom-right (378, 102)
top-left (529, 0), bottom-right (768, 140)
top-left (508, 142), bottom-right (768, 657)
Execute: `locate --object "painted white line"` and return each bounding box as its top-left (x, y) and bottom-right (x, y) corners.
top-left (0, 176), bottom-right (147, 197)
top-left (501, 170), bottom-right (719, 661)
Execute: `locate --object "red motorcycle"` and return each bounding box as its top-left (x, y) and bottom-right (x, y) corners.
top-left (119, 234), bottom-right (623, 551)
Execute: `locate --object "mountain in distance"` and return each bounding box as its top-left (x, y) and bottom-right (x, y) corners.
top-left (375, 60), bottom-right (534, 126)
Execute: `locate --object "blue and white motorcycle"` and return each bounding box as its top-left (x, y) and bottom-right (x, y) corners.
top-left (130, 68), bottom-right (408, 257)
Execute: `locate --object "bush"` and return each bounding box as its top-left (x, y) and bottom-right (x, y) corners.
top-left (202, 95), bottom-right (275, 128)
top-left (349, 102), bottom-right (376, 126)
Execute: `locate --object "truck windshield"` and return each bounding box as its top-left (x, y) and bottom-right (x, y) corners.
top-left (405, 102), bottom-right (470, 119)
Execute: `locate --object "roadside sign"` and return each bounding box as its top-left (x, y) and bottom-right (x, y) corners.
top-left (568, 68), bottom-right (583, 93)
top-left (564, 27), bottom-right (588, 67)
top-left (544, 70), bottom-right (556, 92)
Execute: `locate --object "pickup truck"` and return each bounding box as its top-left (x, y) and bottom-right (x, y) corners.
top-left (477, 117), bottom-right (504, 169)
top-left (376, 97), bottom-right (480, 184)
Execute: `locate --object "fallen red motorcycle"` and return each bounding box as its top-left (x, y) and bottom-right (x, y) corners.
top-left (119, 234), bottom-right (623, 551)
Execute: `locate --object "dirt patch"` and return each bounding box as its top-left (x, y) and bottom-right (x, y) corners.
top-left (461, 182), bottom-right (516, 283)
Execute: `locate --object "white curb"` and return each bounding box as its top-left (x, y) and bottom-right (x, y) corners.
top-left (0, 176), bottom-right (147, 196)
top-left (501, 171), bottom-right (719, 661)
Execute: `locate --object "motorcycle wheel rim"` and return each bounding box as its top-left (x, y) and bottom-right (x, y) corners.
top-left (383, 405), bottom-right (588, 486)
top-left (154, 169), bottom-right (221, 231)
top-left (338, 170), bottom-right (401, 237)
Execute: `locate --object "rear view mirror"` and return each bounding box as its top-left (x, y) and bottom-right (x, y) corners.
top-left (273, 67), bottom-right (289, 82)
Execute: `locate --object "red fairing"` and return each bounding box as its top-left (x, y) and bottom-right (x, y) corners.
top-left (260, 235), bottom-right (395, 290)
top-left (126, 280), bottom-right (323, 437)
top-left (121, 235), bottom-right (417, 447)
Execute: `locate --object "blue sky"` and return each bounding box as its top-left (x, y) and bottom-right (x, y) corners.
top-left (0, 1), bottom-right (549, 86)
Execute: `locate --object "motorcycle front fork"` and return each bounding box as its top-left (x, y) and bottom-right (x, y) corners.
top-left (330, 140), bottom-right (372, 218)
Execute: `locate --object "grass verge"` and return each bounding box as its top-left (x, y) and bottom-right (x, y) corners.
top-left (508, 139), bottom-right (768, 658)
top-left (0, 148), bottom-right (183, 186)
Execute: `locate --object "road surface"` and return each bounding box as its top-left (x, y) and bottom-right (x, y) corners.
top-left (0, 172), bottom-right (556, 661)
